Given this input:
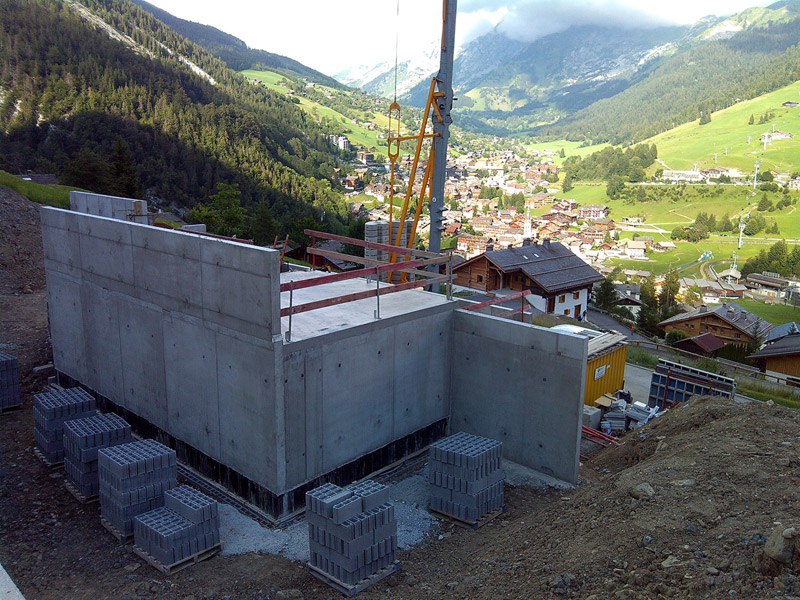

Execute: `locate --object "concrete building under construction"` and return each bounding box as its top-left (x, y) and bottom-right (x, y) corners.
top-left (40, 192), bottom-right (589, 520)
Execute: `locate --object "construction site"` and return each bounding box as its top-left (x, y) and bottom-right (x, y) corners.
top-left (3, 0), bottom-right (800, 595)
top-left (2, 175), bottom-right (800, 600)
top-left (0, 179), bottom-right (800, 599)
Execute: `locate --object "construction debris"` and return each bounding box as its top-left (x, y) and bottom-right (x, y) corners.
top-left (428, 432), bottom-right (505, 524)
top-left (648, 359), bottom-right (736, 408)
top-left (32, 387), bottom-right (96, 464)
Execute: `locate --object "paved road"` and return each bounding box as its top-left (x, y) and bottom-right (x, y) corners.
top-left (586, 308), bottom-right (649, 342)
top-left (623, 363), bottom-right (654, 403)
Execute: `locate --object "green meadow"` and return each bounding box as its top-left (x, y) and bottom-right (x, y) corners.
top-left (240, 70), bottom-right (387, 151)
top-left (646, 79), bottom-right (800, 174)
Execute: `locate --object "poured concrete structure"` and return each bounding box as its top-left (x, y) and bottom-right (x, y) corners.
top-left (41, 206), bottom-right (588, 519)
top-left (69, 191), bottom-right (150, 224)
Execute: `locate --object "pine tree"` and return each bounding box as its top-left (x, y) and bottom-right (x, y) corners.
top-left (110, 136), bottom-right (140, 198)
top-left (637, 273), bottom-right (661, 336)
top-left (593, 275), bottom-right (617, 310)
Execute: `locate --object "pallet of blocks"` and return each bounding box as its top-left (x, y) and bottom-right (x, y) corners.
top-left (32, 388), bottom-right (96, 465)
top-left (0, 352), bottom-right (21, 413)
top-left (63, 413), bottom-right (132, 502)
top-left (133, 485), bottom-right (222, 574)
top-left (428, 432), bottom-right (505, 527)
top-left (98, 439), bottom-right (177, 541)
top-left (306, 480), bottom-right (399, 596)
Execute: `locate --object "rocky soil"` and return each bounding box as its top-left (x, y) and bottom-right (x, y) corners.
top-left (2, 187), bottom-right (800, 599)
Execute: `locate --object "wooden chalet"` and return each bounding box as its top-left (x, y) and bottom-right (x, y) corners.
top-left (748, 333), bottom-right (800, 383)
top-left (452, 240), bottom-right (603, 316)
top-left (658, 302), bottom-right (772, 347)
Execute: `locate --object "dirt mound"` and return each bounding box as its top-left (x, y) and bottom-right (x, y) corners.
top-left (0, 186), bottom-right (45, 292)
top-left (0, 187), bottom-right (50, 388)
top-left (2, 189), bottom-right (800, 599)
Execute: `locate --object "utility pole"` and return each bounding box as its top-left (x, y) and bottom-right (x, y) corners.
top-left (738, 219), bottom-right (746, 250)
top-left (428, 0), bottom-right (457, 257)
top-left (753, 160), bottom-right (759, 190)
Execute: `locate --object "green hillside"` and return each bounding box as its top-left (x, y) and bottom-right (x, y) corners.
top-left (0, 0), bottom-right (353, 242)
top-left (648, 80), bottom-right (800, 173)
top-left (540, 16), bottom-right (800, 143)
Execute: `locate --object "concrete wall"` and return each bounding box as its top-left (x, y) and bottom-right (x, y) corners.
top-left (69, 191), bottom-right (149, 223)
top-left (450, 310), bottom-right (586, 483)
top-left (41, 207), bottom-right (282, 489)
top-left (282, 306), bottom-right (452, 490)
top-left (42, 205), bottom-right (589, 515)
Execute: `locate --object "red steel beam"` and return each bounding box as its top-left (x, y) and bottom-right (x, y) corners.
top-left (461, 290), bottom-right (530, 311)
top-left (303, 229), bottom-right (439, 258)
top-left (279, 258), bottom-right (425, 292)
top-left (280, 275), bottom-right (448, 317)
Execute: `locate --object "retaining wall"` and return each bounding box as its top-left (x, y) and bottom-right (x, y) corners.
top-left (450, 310), bottom-right (586, 483)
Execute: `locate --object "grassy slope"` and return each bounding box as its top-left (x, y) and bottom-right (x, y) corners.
top-left (0, 170), bottom-right (74, 208)
top-left (241, 69), bottom-right (388, 151)
top-left (647, 79), bottom-right (800, 173)
top-left (736, 298), bottom-right (800, 325)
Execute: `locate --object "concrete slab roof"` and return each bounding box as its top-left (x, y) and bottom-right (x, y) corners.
top-left (280, 270), bottom-right (453, 342)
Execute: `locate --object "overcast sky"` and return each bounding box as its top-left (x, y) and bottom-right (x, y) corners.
top-left (145, 0), bottom-right (775, 76)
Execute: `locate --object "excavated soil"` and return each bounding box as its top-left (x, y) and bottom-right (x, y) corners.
top-left (2, 188), bottom-right (800, 599)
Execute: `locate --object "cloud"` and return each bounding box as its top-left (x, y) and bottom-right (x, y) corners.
top-left (487, 0), bottom-right (671, 43)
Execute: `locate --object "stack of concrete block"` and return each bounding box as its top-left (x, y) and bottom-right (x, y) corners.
top-left (365, 220), bottom-right (414, 270)
top-left (98, 439), bottom-right (177, 538)
top-left (428, 432), bottom-right (505, 522)
top-left (133, 485), bottom-right (220, 567)
top-left (33, 388), bottom-right (96, 464)
top-left (63, 413), bottom-right (132, 498)
top-left (306, 480), bottom-right (397, 586)
top-left (0, 352), bottom-right (20, 410)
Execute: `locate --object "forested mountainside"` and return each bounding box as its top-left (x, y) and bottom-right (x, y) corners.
top-left (130, 0), bottom-right (343, 87)
top-left (541, 18), bottom-right (800, 144)
top-left (346, 1), bottom-right (800, 142)
top-left (0, 0), bottom-right (352, 241)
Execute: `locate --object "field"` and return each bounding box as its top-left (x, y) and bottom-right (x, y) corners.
top-left (556, 182), bottom-right (800, 238)
top-left (735, 298), bottom-right (800, 326)
top-left (521, 140), bottom-right (611, 164)
top-left (646, 79), bottom-right (800, 173)
top-left (240, 69), bottom-right (388, 151)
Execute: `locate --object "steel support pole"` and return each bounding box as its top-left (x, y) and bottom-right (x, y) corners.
top-left (428, 0), bottom-right (456, 257)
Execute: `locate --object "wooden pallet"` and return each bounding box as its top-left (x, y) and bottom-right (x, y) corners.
top-left (32, 446), bottom-right (63, 468)
top-left (101, 516), bottom-right (134, 543)
top-left (64, 479), bottom-right (98, 504)
top-left (307, 561), bottom-right (401, 597)
top-left (132, 542), bottom-right (223, 576)
top-left (430, 505), bottom-right (506, 530)
top-left (0, 404), bottom-right (22, 416)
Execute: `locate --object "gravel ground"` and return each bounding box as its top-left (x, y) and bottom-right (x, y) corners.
top-left (218, 466), bottom-right (445, 561)
top-left (218, 458), bottom-right (567, 563)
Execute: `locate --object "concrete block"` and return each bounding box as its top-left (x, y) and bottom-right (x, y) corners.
top-left (582, 405), bottom-right (602, 430)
